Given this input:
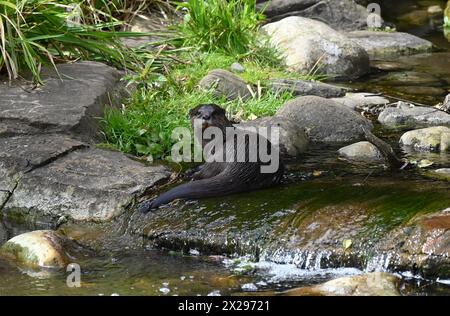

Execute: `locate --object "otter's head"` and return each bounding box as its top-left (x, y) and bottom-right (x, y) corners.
top-left (188, 104), bottom-right (229, 130)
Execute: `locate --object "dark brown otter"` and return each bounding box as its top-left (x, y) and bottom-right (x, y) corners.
top-left (139, 103), bottom-right (284, 212)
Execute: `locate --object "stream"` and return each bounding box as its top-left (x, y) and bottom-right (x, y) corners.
top-left (1, 0), bottom-right (449, 296)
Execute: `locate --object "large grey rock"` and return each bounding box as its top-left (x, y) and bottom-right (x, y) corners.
top-left (276, 96), bottom-right (373, 142)
top-left (338, 141), bottom-right (384, 162)
top-left (331, 93), bottom-right (389, 110)
top-left (399, 126), bottom-right (450, 152)
top-left (237, 116), bottom-right (309, 158)
top-left (262, 17), bottom-right (370, 80)
top-left (378, 103), bottom-right (450, 129)
top-left (270, 79), bottom-right (347, 98)
top-left (0, 62), bottom-right (122, 141)
top-left (3, 148), bottom-right (171, 224)
top-left (284, 272), bottom-right (401, 296)
top-left (198, 69), bottom-right (251, 101)
top-left (346, 31), bottom-right (433, 59)
top-left (258, 0), bottom-right (371, 31)
top-left (0, 134), bottom-right (85, 207)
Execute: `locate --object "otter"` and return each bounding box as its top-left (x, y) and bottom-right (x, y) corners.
top-left (139, 104), bottom-right (284, 212)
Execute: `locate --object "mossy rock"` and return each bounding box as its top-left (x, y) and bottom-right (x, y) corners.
top-left (445, 1), bottom-right (450, 27)
top-left (0, 230), bottom-right (69, 268)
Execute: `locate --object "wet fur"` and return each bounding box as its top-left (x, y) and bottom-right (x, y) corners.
top-left (139, 104), bottom-right (284, 212)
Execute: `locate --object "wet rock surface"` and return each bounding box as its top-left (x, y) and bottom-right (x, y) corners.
top-left (400, 126), bottom-right (450, 152)
top-left (276, 96), bottom-right (373, 142)
top-left (262, 17), bottom-right (370, 80)
top-left (378, 103), bottom-right (450, 129)
top-left (346, 31), bottom-right (433, 59)
top-left (284, 272), bottom-right (401, 296)
top-left (331, 92), bottom-right (389, 111)
top-left (338, 141), bottom-right (384, 162)
top-left (0, 230), bottom-right (70, 268)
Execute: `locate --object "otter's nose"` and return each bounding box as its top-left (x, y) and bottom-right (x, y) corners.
top-left (202, 114), bottom-right (211, 120)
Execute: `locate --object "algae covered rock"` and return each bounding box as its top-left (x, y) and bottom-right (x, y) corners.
top-left (338, 141), bottom-right (384, 162)
top-left (399, 126), bottom-right (450, 152)
top-left (1, 230), bottom-right (70, 268)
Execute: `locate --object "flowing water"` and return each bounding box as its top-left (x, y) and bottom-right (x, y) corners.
top-left (1, 0), bottom-right (450, 295)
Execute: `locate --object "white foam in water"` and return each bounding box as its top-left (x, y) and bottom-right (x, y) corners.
top-left (436, 278), bottom-right (450, 285)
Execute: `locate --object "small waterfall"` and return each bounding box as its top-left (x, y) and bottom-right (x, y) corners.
top-left (365, 253), bottom-right (393, 272)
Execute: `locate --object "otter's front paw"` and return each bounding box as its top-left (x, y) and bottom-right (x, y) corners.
top-left (137, 200), bottom-right (155, 214)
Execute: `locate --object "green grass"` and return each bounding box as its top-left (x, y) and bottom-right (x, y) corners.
top-left (0, 0), bottom-right (172, 83)
top-left (101, 51), bottom-right (318, 160)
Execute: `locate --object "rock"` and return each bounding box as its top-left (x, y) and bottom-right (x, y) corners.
top-left (436, 94), bottom-right (450, 113)
top-left (346, 31), bottom-right (433, 59)
top-left (0, 62), bottom-right (123, 142)
top-left (398, 10), bottom-right (428, 26)
top-left (230, 62), bottom-right (245, 73)
top-left (331, 93), bottom-right (389, 110)
top-left (446, 1), bottom-right (450, 27)
top-left (284, 272), bottom-right (401, 296)
top-left (399, 126), bottom-right (450, 152)
top-left (338, 141), bottom-right (384, 162)
top-left (0, 134), bottom-right (85, 207)
top-left (198, 69), bottom-right (251, 101)
top-left (258, 0), bottom-right (371, 31)
top-left (276, 96), bottom-right (373, 142)
top-left (0, 222), bottom-right (7, 245)
top-left (378, 102), bottom-right (450, 129)
top-left (425, 168), bottom-right (450, 181)
top-left (270, 79), bottom-right (347, 98)
top-left (237, 116), bottom-right (309, 158)
top-left (262, 17), bottom-right (369, 80)
top-left (0, 230), bottom-right (69, 268)
top-left (376, 71), bottom-right (443, 87)
top-left (377, 208), bottom-right (450, 278)
top-left (2, 148), bottom-right (171, 225)
top-left (371, 60), bottom-right (412, 72)
top-left (428, 5), bottom-right (443, 16)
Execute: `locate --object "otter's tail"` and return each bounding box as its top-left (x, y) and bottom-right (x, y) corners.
top-left (139, 173), bottom-right (246, 213)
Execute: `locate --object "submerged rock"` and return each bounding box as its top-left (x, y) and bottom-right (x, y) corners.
top-left (237, 116), bottom-right (309, 158)
top-left (2, 148), bottom-right (171, 225)
top-left (270, 79), bottom-right (347, 98)
top-left (399, 126), bottom-right (450, 152)
top-left (262, 17), bottom-right (369, 80)
top-left (276, 96), bottom-right (373, 142)
top-left (425, 168), bottom-right (450, 181)
top-left (338, 141), bottom-right (384, 162)
top-left (346, 31), bottom-right (433, 59)
top-left (258, 0), bottom-right (370, 31)
top-left (0, 230), bottom-right (69, 268)
top-left (198, 69), bottom-right (251, 101)
top-left (378, 103), bottom-right (450, 129)
top-left (284, 272), bottom-right (401, 296)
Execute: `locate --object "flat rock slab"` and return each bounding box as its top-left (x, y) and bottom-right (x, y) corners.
top-left (331, 93), bottom-right (389, 110)
top-left (378, 103), bottom-right (450, 129)
top-left (0, 61), bottom-right (121, 141)
top-left (0, 134), bottom-right (85, 206)
top-left (3, 148), bottom-right (171, 224)
top-left (347, 31), bottom-right (433, 59)
top-left (270, 79), bottom-right (347, 98)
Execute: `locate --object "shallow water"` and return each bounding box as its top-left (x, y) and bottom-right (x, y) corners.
top-left (1, 0), bottom-right (450, 296)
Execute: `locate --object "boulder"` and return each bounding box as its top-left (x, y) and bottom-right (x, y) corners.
top-left (262, 17), bottom-right (370, 80)
top-left (331, 93), bottom-right (389, 110)
top-left (338, 141), bottom-right (384, 162)
top-left (346, 31), bottom-right (433, 59)
top-left (276, 96), bottom-right (373, 142)
top-left (2, 148), bottom-right (171, 225)
top-left (237, 116), bottom-right (309, 158)
top-left (284, 272), bottom-right (401, 296)
top-left (400, 126), bottom-right (450, 152)
top-left (0, 230), bottom-right (69, 268)
top-left (258, 0), bottom-right (371, 31)
top-left (378, 103), bottom-right (450, 129)
top-left (270, 79), bottom-right (347, 98)
top-left (198, 69), bottom-right (251, 101)
top-left (0, 62), bottom-right (123, 142)
top-left (230, 62), bottom-right (245, 73)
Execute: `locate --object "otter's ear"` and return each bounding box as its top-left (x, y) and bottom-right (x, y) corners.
top-left (189, 106), bottom-right (200, 117)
